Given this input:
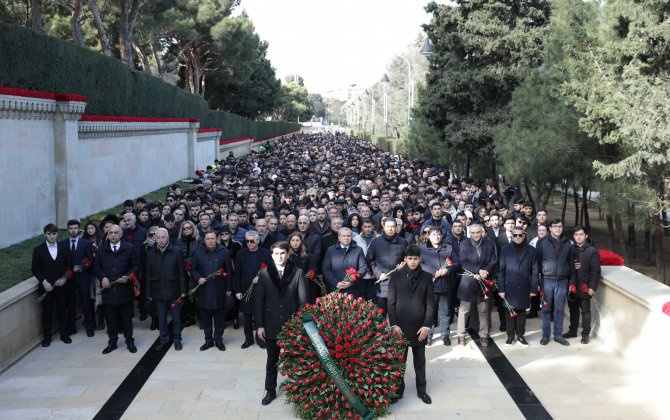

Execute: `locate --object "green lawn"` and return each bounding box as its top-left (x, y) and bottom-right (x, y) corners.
top-left (0, 182), bottom-right (184, 293)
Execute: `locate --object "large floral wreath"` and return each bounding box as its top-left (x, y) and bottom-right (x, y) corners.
top-left (278, 291), bottom-right (407, 419)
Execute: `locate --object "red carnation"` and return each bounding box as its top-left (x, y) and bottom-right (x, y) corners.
top-left (581, 284), bottom-right (588, 293)
top-left (66, 269), bottom-right (74, 279)
top-left (82, 257), bottom-right (92, 268)
top-left (185, 262), bottom-right (192, 271)
top-left (260, 262), bottom-right (268, 271)
top-left (569, 284), bottom-right (577, 294)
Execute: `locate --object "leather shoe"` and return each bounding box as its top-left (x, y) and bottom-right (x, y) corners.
top-left (174, 341), bottom-right (183, 351)
top-left (86, 329), bottom-right (95, 337)
top-left (540, 336), bottom-right (549, 345)
top-left (241, 341), bottom-right (254, 349)
top-left (499, 324), bottom-right (506, 332)
top-left (127, 343), bottom-right (138, 353)
top-left (261, 389), bottom-right (277, 406)
top-left (150, 318), bottom-right (158, 331)
top-left (155, 342), bottom-right (170, 352)
top-left (233, 318), bottom-right (240, 329)
top-left (581, 336), bottom-right (590, 344)
top-left (60, 336), bottom-right (72, 344)
top-left (257, 340), bottom-right (266, 349)
top-left (418, 393), bottom-right (432, 404)
top-left (215, 340), bottom-right (226, 351)
top-left (139, 312), bottom-right (147, 321)
top-left (517, 336), bottom-right (530, 347)
top-left (554, 337), bottom-right (570, 346)
top-left (41, 338), bottom-right (51, 347)
top-left (443, 336), bottom-right (451, 346)
top-left (562, 331), bottom-right (578, 339)
top-left (102, 344), bottom-right (117, 354)
top-left (458, 336), bottom-right (465, 346)
top-left (505, 336), bottom-right (515, 346)
top-left (200, 341), bottom-right (214, 351)
top-left (480, 337), bottom-right (489, 347)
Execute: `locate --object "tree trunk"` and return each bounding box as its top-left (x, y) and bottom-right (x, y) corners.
top-left (606, 215), bottom-right (615, 251)
top-left (644, 222), bottom-right (652, 264)
top-left (464, 153), bottom-right (470, 178)
top-left (628, 203), bottom-right (636, 258)
top-left (88, 0), bottom-right (112, 56)
top-left (30, 0), bottom-right (43, 32)
top-left (540, 182), bottom-right (555, 210)
top-left (654, 213), bottom-right (667, 284)
top-left (614, 213), bottom-right (630, 263)
top-left (118, 0), bottom-right (143, 68)
top-left (561, 183), bottom-right (568, 222)
top-left (133, 43), bottom-right (151, 73)
top-left (150, 43), bottom-right (162, 76)
top-left (573, 187), bottom-right (580, 227)
top-left (523, 182), bottom-right (536, 209)
top-left (582, 186), bottom-right (590, 231)
top-left (71, 0), bottom-right (84, 47)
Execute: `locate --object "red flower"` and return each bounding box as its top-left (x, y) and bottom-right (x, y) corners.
top-left (599, 249), bottom-right (625, 266)
top-left (185, 262), bottom-right (192, 271)
top-left (662, 302), bottom-right (670, 317)
top-left (66, 269), bottom-right (74, 279)
top-left (260, 262), bottom-right (268, 271)
top-left (569, 284), bottom-right (577, 294)
top-left (81, 257), bottom-right (92, 268)
top-left (217, 268), bottom-right (227, 277)
top-left (129, 272), bottom-right (138, 283)
top-left (581, 284), bottom-right (588, 293)
top-left (308, 269), bottom-right (317, 280)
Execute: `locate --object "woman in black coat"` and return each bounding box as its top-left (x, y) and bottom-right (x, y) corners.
top-left (190, 231), bottom-right (234, 351)
top-left (176, 220), bottom-right (199, 326)
top-left (455, 225), bottom-right (497, 346)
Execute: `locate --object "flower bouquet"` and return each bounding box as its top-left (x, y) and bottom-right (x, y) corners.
top-left (432, 257), bottom-right (453, 282)
top-left (242, 262), bottom-right (267, 302)
top-left (189, 268), bottom-right (228, 302)
top-left (374, 262), bottom-right (405, 284)
top-left (278, 291), bottom-right (406, 419)
top-left (598, 249), bottom-right (624, 266)
top-left (462, 268), bottom-right (494, 301)
top-left (308, 269), bottom-right (327, 296)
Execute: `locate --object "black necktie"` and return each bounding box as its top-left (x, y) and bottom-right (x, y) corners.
top-left (113, 245), bottom-right (118, 253)
top-left (71, 239), bottom-right (76, 255)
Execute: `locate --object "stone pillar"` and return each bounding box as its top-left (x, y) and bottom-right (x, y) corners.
top-left (187, 120), bottom-right (200, 178)
top-left (53, 98), bottom-right (87, 228)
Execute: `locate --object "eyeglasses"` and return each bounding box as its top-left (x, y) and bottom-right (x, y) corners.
top-left (183, 226), bottom-right (193, 230)
top-left (221, 232), bottom-right (230, 235)
top-left (483, 218), bottom-right (490, 222)
top-left (148, 233), bottom-right (155, 237)
top-left (422, 231), bottom-right (430, 235)
top-left (245, 239), bottom-right (256, 243)
top-left (512, 234), bottom-right (525, 238)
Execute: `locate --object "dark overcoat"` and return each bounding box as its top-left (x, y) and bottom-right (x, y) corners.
top-left (94, 241), bottom-right (140, 305)
top-left (234, 247), bottom-right (272, 313)
top-left (190, 243), bottom-right (234, 310)
top-left (145, 245), bottom-right (187, 301)
top-left (388, 265), bottom-right (435, 346)
top-left (419, 242), bottom-right (460, 294)
top-left (254, 262), bottom-right (308, 340)
top-left (498, 243), bottom-right (539, 309)
top-left (456, 237), bottom-right (498, 303)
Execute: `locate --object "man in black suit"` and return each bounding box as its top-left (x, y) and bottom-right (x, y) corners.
top-left (255, 241), bottom-right (308, 406)
top-left (388, 244), bottom-right (435, 405)
top-left (94, 224), bottom-right (140, 354)
top-left (61, 219), bottom-right (96, 337)
top-left (32, 223), bottom-right (71, 347)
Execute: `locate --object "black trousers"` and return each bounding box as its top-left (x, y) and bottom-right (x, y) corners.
top-left (264, 338), bottom-right (281, 391)
top-left (69, 280), bottom-right (95, 332)
top-left (506, 308), bottom-right (527, 339)
top-left (567, 296), bottom-right (592, 336)
top-left (399, 344), bottom-right (427, 395)
top-left (377, 297), bottom-right (388, 314)
top-left (41, 286), bottom-right (68, 339)
top-left (200, 308), bottom-right (226, 341)
top-left (243, 312), bottom-right (259, 343)
top-left (105, 301), bottom-right (134, 345)
top-left (528, 294), bottom-right (541, 315)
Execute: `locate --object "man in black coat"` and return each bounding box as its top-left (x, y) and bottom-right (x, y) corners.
top-left (367, 218), bottom-right (408, 312)
top-left (388, 244), bottom-right (435, 405)
top-left (498, 227), bottom-right (539, 347)
top-left (61, 219), bottom-right (96, 337)
top-left (95, 224), bottom-right (140, 354)
top-left (322, 228), bottom-right (367, 298)
top-left (255, 241), bottom-right (308, 406)
top-left (564, 226), bottom-right (601, 344)
top-left (455, 224), bottom-right (498, 346)
top-left (145, 228), bottom-right (187, 351)
top-left (190, 230), bottom-right (234, 351)
top-left (32, 223), bottom-right (71, 347)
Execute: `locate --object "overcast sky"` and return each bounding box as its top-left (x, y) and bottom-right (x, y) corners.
top-left (236, 0), bottom-right (445, 98)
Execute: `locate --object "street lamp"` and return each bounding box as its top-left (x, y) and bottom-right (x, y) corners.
top-left (420, 37), bottom-right (433, 56)
top-left (381, 73), bottom-right (390, 139)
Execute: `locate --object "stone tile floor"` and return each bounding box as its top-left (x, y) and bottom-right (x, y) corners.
top-left (0, 315), bottom-right (665, 419)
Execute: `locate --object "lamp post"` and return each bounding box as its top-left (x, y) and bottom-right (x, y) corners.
top-left (381, 73), bottom-right (389, 139)
top-left (420, 37), bottom-right (433, 56)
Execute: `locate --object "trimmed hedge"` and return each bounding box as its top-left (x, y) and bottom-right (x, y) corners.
top-left (0, 23), bottom-right (299, 139)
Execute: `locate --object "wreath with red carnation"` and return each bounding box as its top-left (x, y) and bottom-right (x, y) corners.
top-left (278, 292), bottom-right (407, 419)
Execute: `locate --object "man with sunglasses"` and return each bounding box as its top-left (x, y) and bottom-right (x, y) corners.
top-left (498, 227), bottom-right (539, 347)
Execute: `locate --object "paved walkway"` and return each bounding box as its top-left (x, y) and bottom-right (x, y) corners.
top-left (0, 314), bottom-right (665, 419)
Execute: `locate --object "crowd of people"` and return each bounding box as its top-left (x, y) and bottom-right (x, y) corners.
top-left (31, 132), bottom-right (601, 406)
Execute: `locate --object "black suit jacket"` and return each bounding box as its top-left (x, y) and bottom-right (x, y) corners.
top-left (59, 237), bottom-right (94, 284)
top-left (254, 262), bottom-right (308, 340)
top-left (388, 265), bottom-right (435, 346)
top-left (32, 241), bottom-right (70, 291)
